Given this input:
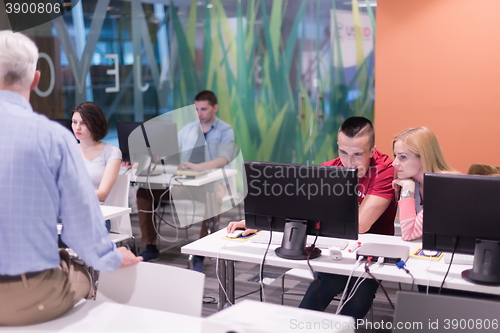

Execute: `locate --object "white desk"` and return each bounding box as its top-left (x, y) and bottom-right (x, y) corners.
top-left (181, 230), bottom-right (500, 309)
top-left (205, 300), bottom-right (355, 333)
top-left (0, 299), bottom-right (354, 333)
top-left (101, 205), bottom-right (131, 220)
top-left (0, 300), bottom-right (204, 332)
top-left (57, 205), bottom-right (131, 235)
top-left (129, 165), bottom-right (237, 188)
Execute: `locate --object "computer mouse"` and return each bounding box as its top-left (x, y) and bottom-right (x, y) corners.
top-left (226, 230), bottom-right (244, 238)
top-left (421, 250), bottom-right (439, 256)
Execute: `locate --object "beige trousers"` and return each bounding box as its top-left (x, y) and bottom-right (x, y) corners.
top-left (0, 249), bottom-right (92, 326)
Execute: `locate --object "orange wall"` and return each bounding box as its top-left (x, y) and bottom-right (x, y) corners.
top-left (375, 0), bottom-right (500, 173)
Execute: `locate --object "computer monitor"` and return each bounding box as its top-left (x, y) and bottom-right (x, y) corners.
top-left (423, 173), bottom-right (500, 285)
top-left (117, 122), bottom-right (142, 163)
top-left (244, 161), bottom-right (359, 260)
top-left (124, 121), bottom-right (181, 177)
top-left (140, 121), bottom-right (180, 166)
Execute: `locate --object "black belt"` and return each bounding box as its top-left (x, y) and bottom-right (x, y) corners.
top-left (0, 270), bottom-right (44, 283)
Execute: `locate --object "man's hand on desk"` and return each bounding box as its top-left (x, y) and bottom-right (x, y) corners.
top-left (117, 247), bottom-right (143, 268)
top-left (178, 162), bottom-right (203, 171)
top-left (227, 220), bottom-right (258, 237)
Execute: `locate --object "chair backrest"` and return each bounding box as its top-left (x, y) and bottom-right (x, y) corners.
top-left (393, 291), bottom-right (500, 332)
top-left (96, 262), bottom-right (205, 317)
top-left (106, 173), bottom-right (132, 236)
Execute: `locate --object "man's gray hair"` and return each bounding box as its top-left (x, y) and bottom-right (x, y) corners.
top-left (0, 30), bottom-right (38, 91)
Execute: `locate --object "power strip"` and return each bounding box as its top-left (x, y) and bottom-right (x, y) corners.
top-left (356, 243), bottom-right (410, 264)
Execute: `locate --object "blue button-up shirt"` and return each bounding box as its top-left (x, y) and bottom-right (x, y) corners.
top-left (0, 90), bottom-right (122, 275)
top-left (178, 117), bottom-right (235, 164)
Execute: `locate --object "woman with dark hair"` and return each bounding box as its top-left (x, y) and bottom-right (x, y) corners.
top-left (72, 102), bottom-right (122, 204)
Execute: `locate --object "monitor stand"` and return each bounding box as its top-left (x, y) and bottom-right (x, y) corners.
top-left (275, 220), bottom-right (321, 260)
top-left (461, 239), bottom-right (500, 286)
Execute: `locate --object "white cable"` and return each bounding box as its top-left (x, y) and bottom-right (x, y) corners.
top-left (337, 258), bottom-right (377, 314)
top-left (135, 181), bottom-right (171, 214)
top-left (173, 177), bottom-right (197, 228)
top-left (335, 256), bottom-right (363, 315)
top-left (337, 275), bottom-right (368, 314)
top-left (147, 175), bottom-right (181, 242)
top-left (367, 256), bottom-right (384, 272)
top-left (341, 268), bottom-right (368, 311)
top-left (133, 174), bottom-right (179, 242)
top-left (425, 258), bottom-right (434, 294)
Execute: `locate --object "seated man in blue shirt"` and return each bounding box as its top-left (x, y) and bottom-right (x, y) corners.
top-left (0, 31), bottom-right (141, 326)
top-left (137, 90), bottom-right (235, 269)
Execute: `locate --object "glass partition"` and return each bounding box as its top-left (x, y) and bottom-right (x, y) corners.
top-left (4, 0), bottom-right (376, 164)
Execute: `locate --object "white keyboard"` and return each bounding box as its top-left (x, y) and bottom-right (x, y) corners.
top-left (443, 253), bottom-right (474, 265)
top-left (250, 231), bottom-right (349, 250)
top-left (313, 237), bottom-right (349, 250)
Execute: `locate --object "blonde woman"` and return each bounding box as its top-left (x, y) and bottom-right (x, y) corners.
top-left (392, 127), bottom-right (456, 241)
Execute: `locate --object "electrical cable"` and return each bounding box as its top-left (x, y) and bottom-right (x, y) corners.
top-left (235, 289), bottom-right (260, 300)
top-left (259, 216), bottom-right (273, 302)
top-left (439, 237), bottom-right (458, 294)
top-left (337, 257), bottom-right (374, 314)
top-left (363, 259), bottom-right (395, 310)
top-left (338, 274), bottom-right (367, 314)
top-left (396, 261), bottom-right (415, 292)
top-left (155, 204), bottom-right (193, 230)
top-left (173, 177), bottom-right (197, 228)
top-left (202, 288), bottom-right (261, 305)
top-left (147, 174), bottom-right (181, 242)
top-left (308, 221), bottom-right (321, 309)
top-left (335, 256), bottom-right (364, 315)
top-left (153, 163), bottom-right (193, 231)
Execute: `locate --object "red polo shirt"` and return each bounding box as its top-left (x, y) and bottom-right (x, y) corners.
top-left (322, 150), bottom-right (396, 235)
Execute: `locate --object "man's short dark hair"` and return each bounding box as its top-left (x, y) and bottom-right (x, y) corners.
top-left (71, 102), bottom-right (108, 141)
top-left (194, 90), bottom-right (218, 106)
top-left (339, 116), bottom-right (375, 148)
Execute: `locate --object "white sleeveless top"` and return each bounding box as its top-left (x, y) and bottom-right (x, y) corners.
top-left (83, 143), bottom-right (122, 193)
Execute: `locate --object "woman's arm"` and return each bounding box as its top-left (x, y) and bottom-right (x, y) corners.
top-left (95, 159), bottom-right (121, 202)
top-left (398, 199), bottom-right (424, 241)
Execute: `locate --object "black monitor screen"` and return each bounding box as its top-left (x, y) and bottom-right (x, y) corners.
top-left (117, 122), bottom-right (142, 163)
top-left (244, 161), bottom-right (358, 259)
top-left (52, 119), bottom-right (77, 141)
top-left (423, 173), bottom-right (500, 285)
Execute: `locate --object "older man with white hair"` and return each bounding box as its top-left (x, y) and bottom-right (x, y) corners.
top-left (0, 30), bottom-right (142, 326)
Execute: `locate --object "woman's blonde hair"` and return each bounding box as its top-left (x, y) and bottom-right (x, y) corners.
top-left (392, 127), bottom-right (454, 174)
